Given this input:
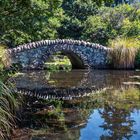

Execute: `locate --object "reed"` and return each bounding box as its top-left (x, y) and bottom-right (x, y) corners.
top-left (0, 44), bottom-right (11, 70)
top-left (109, 37), bottom-right (139, 69)
top-left (0, 81), bottom-right (18, 140)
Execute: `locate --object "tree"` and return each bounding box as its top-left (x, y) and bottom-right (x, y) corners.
top-left (58, 0), bottom-right (98, 39)
top-left (82, 4), bottom-right (140, 45)
top-left (0, 0), bottom-right (64, 47)
top-left (99, 105), bottom-right (135, 139)
top-left (58, 0), bottom-right (114, 39)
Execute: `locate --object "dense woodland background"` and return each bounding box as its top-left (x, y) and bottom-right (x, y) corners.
top-left (0, 0), bottom-right (140, 47)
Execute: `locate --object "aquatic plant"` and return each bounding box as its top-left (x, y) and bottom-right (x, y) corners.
top-left (0, 81), bottom-right (18, 140)
top-left (109, 37), bottom-right (139, 69)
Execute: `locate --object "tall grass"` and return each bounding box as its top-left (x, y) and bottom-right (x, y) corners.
top-left (0, 44), bottom-right (11, 70)
top-left (109, 37), bottom-right (139, 69)
top-left (0, 45), bottom-right (19, 139)
top-left (135, 48), bottom-right (140, 68)
top-left (0, 81), bottom-right (18, 140)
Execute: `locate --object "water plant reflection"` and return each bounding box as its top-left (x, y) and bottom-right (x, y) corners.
top-left (98, 88), bottom-right (140, 140)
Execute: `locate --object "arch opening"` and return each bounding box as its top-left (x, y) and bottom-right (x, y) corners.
top-left (44, 51), bottom-right (86, 70)
top-left (61, 51), bottom-right (85, 69)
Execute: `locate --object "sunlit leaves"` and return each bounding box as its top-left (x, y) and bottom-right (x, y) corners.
top-left (0, 0), bottom-right (64, 47)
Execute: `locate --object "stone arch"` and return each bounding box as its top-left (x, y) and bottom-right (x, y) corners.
top-left (8, 39), bottom-right (110, 70)
top-left (42, 48), bottom-right (89, 69)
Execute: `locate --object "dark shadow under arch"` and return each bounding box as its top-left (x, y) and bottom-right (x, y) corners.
top-left (61, 51), bottom-right (86, 69)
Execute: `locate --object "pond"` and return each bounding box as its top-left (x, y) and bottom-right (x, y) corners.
top-left (11, 70), bottom-right (140, 140)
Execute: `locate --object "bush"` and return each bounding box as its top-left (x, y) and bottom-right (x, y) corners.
top-left (82, 4), bottom-right (140, 45)
top-left (0, 0), bottom-right (64, 47)
top-left (109, 38), bottom-right (139, 69)
top-left (82, 16), bottom-right (108, 45)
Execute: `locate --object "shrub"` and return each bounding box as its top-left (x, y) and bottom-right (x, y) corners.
top-left (109, 38), bottom-right (139, 69)
top-left (82, 15), bottom-right (108, 45)
top-left (82, 4), bottom-right (140, 45)
top-left (121, 19), bottom-right (140, 37)
top-left (0, 0), bottom-right (64, 47)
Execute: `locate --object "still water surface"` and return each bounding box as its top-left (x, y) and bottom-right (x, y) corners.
top-left (12, 70), bottom-right (140, 140)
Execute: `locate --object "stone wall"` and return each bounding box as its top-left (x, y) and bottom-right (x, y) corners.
top-left (8, 39), bottom-right (111, 69)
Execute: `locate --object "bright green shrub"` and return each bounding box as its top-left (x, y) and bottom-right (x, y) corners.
top-left (127, 20), bottom-right (140, 37)
top-left (82, 4), bottom-right (140, 45)
top-left (82, 16), bottom-right (109, 45)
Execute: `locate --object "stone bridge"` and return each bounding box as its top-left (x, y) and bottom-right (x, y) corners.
top-left (8, 39), bottom-right (110, 69)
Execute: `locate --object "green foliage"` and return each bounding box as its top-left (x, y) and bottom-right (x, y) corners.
top-left (82, 15), bottom-right (108, 44)
top-left (0, 0), bottom-right (64, 47)
top-left (82, 4), bottom-right (140, 45)
top-left (62, 0), bottom-right (99, 21)
top-left (58, 17), bottom-right (84, 39)
top-left (0, 1), bottom-right (140, 47)
top-left (59, 0), bottom-right (114, 39)
top-left (59, 0), bottom-right (98, 39)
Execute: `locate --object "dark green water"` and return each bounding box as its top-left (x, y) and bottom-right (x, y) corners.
top-left (12, 70), bottom-right (140, 140)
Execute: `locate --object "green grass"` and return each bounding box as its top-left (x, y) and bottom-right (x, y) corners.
top-left (44, 55), bottom-right (72, 71)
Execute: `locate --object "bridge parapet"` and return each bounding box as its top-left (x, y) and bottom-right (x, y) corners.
top-left (8, 39), bottom-right (110, 54)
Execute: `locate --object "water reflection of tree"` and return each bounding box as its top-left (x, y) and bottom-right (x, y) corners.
top-left (99, 105), bottom-right (136, 140)
top-left (17, 87), bottom-right (140, 139)
top-left (97, 87), bottom-right (140, 140)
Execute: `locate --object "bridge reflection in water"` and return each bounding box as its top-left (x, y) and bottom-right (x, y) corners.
top-left (12, 70), bottom-right (140, 99)
top-left (11, 70), bottom-right (140, 140)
